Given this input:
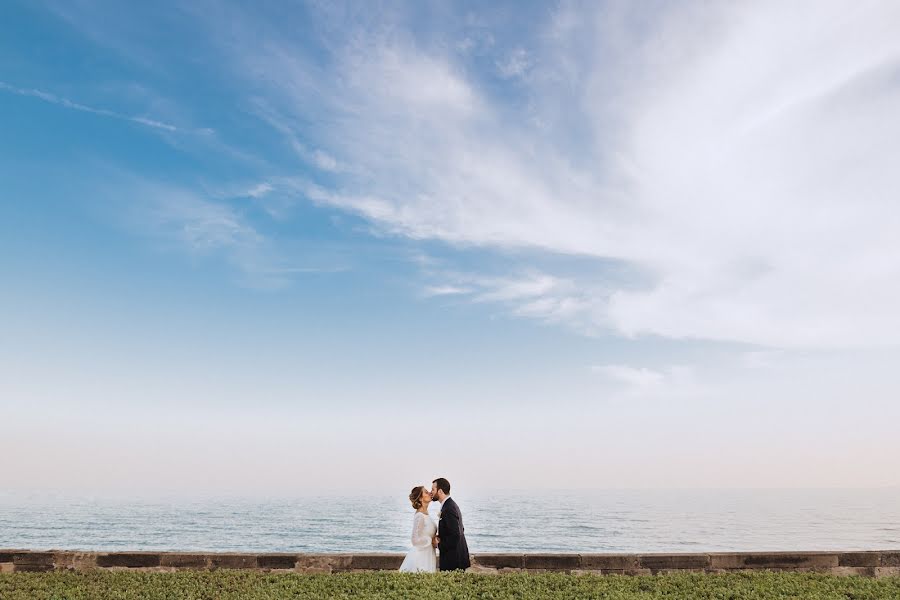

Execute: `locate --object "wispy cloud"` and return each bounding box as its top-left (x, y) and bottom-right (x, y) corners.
top-left (145, 189), bottom-right (261, 252)
top-left (418, 270), bottom-right (606, 334)
top-left (422, 285), bottom-right (472, 297)
top-left (212, 0), bottom-right (900, 349)
top-left (740, 350), bottom-right (786, 369)
top-left (591, 364), bottom-right (705, 401)
top-left (128, 180), bottom-right (285, 286)
top-left (591, 364), bottom-right (665, 388)
top-left (0, 81), bottom-right (193, 133)
top-left (98, 173), bottom-right (326, 289)
top-left (250, 99), bottom-right (343, 173)
top-left (496, 47), bottom-right (531, 80)
top-left (42, 1), bottom-right (900, 349)
top-left (245, 182), bottom-right (274, 199)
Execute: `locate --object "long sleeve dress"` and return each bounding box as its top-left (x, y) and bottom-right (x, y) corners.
top-left (398, 511), bottom-right (437, 572)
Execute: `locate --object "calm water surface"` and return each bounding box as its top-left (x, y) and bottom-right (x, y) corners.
top-left (1, 489), bottom-right (898, 553)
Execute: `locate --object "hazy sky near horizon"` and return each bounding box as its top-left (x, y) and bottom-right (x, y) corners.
top-left (2, 0), bottom-right (900, 496)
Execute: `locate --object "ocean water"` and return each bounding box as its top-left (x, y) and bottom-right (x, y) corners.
top-left (1, 489), bottom-right (898, 553)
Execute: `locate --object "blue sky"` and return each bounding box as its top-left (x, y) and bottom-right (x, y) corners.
top-left (2, 0), bottom-right (900, 496)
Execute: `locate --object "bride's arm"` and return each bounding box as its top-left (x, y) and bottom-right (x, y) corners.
top-left (411, 513), bottom-right (432, 548)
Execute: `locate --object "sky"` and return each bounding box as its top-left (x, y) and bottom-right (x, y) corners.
top-left (2, 0), bottom-right (900, 497)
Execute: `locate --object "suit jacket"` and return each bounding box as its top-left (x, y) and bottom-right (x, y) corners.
top-left (437, 497), bottom-right (470, 571)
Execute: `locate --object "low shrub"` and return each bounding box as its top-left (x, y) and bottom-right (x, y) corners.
top-left (1, 570), bottom-right (898, 600)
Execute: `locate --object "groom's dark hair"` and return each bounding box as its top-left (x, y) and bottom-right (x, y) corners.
top-left (433, 478), bottom-right (451, 495)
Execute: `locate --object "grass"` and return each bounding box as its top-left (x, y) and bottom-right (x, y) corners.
top-left (1, 570), bottom-right (899, 600)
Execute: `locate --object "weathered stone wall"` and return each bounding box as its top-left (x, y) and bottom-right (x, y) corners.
top-left (2, 550), bottom-right (899, 577)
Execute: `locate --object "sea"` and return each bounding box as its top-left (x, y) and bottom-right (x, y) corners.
top-left (1, 488), bottom-right (898, 553)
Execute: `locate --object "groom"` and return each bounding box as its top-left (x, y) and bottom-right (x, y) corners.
top-left (431, 477), bottom-right (470, 571)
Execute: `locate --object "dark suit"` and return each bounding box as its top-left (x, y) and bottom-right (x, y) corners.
top-left (437, 497), bottom-right (470, 571)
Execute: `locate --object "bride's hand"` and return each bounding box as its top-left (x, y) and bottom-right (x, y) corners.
top-left (432, 536), bottom-right (439, 548)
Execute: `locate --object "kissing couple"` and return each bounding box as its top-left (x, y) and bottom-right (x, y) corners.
top-left (398, 478), bottom-right (470, 573)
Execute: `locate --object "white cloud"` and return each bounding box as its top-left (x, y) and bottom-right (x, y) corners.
top-left (474, 273), bottom-right (563, 302)
top-left (249, 99), bottom-right (344, 173)
top-left (99, 174), bottom-right (301, 289)
top-left (422, 285), bottom-right (472, 297)
top-left (246, 182), bottom-right (274, 198)
top-left (419, 270), bottom-right (606, 333)
top-left (146, 189), bottom-right (262, 253)
top-left (472, 273), bottom-right (599, 328)
top-left (221, 1), bottom-right (900, 348)
top-left (116, 175), bottom-right (356, 287)
top-left (591, 364), bottom-right (664, 388)
top-left (591, 363), bottom-right (705, 402)
top-left (496, 47), bottom-right (531, 79)
top-left (311, 149), bottom-right (339, 172)
top-left (740, 350), bottom-right (786, 369)
top-left (352, 45), bottom-right (479, 116)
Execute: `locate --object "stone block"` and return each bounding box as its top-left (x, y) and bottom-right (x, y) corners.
top-left (523, 554), bottom-right (581, 571)
top-left (580, 554), bottom-right (639, 570)
top-left (349, 554), bottom-right (404, 570)
top-left (295, 554), bottom-right (352, 573)
top-left (209, 554), bottom-right (257, 569)
top-left (13, 552), bottom-right (56, 572)
top-left (467, 564), bottom-right (501, 574)
top-left (639, 554), bottom-right (710, 570)
top-left (50, 552), bottom-right (75, 569)
top-left (656, 568), bottom-right (708, 574)
top-left (875, 567), bottom-right (900, 578)
top-left (0, 553), bottom-right (15, 563)
top-left (571, 569), bottom-right (602, 575)
top-left (472, 554), bottom-right (524, 569)
top-left (257, 554), bottom-right (297, 570)
top-left (709, 552), bottom-right (838, 570)
top-left (707, 553), bottom-right (750, 569)
top-left (831, 566), bottom-right (876, 577)
top-left (881, 552), bottom-right (900, 567)
top-left (96, 553), bottom-right (161, 568)
top-left (0, 563), bottom-right (14, 574)
top-left (838, 552), bottom-right (881, 567)
top-left (12, 552), bottom-right (55, 563)
top-left (53, 552), bottom-right (97, 570)
top-left (159, 554), bottom-right (211, 569)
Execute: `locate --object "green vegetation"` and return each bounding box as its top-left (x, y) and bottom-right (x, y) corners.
top-left (1, 570), bottom-right (898, 600)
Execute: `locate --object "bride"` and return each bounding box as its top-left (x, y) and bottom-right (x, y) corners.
top-left (398, 485), bottom-right (437, 572)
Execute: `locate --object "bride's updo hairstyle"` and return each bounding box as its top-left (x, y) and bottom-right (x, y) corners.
top-left (409, 485), bottom-right (425, 510)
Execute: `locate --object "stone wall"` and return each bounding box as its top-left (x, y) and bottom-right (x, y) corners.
top-left (2, 550), bottom-right (899, 577)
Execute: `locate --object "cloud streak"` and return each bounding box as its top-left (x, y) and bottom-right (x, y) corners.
top-left (591, 363), bottom-right (707, 403)
top-left (420, 270), bottom-right (606, 334)
top-left (0, 81), bottom-right (204, 134)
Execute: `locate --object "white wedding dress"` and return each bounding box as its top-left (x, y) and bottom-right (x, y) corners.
top-left (398, 511), bottom-right (437, 572)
